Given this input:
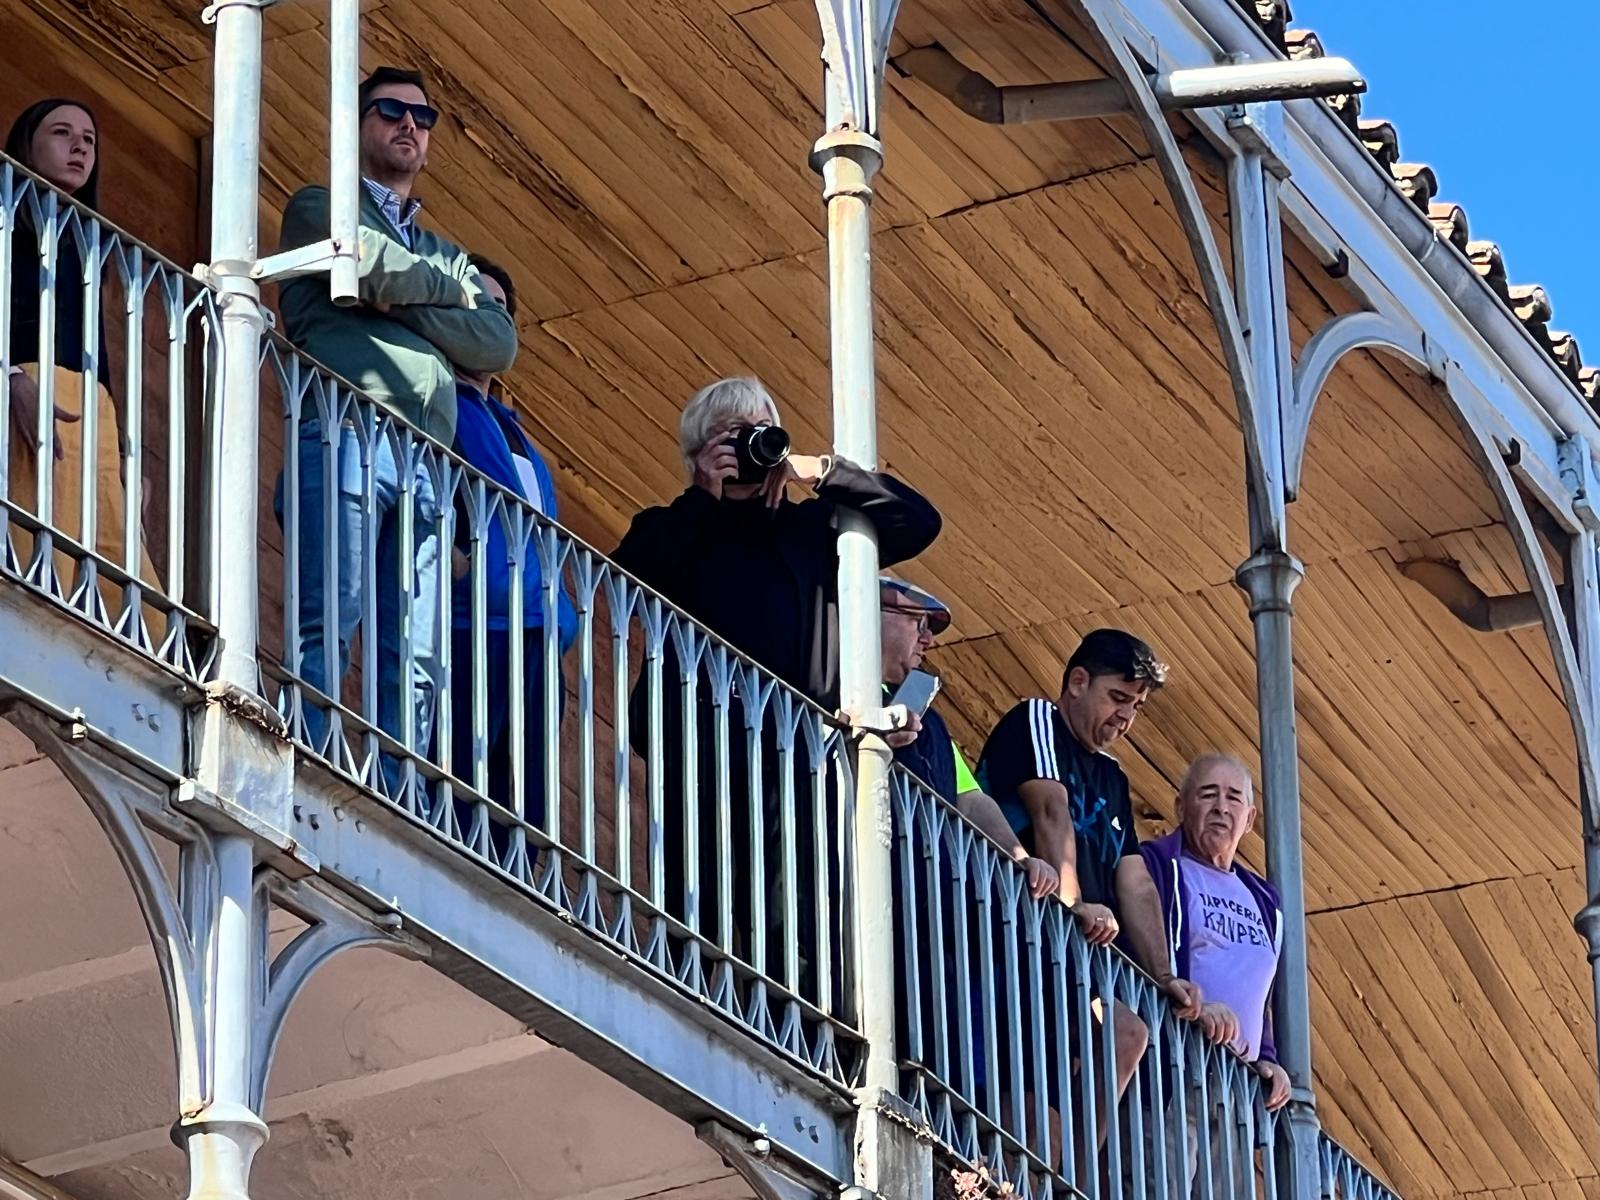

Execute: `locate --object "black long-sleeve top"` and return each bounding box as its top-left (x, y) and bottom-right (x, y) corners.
top-left (7, 223), bottom-right (109, 386)
top-left (611, 459), bottom-right (942, 709)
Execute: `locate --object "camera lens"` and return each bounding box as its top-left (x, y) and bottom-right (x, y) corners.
top-left (746, 425), bottom-right (791, 468)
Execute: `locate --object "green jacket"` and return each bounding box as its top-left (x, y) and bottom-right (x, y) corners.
top-left (277, 185), bottom-right (517, 443)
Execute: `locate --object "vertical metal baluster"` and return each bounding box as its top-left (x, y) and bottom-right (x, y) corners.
top-left (709, 645), bottom-right (734, 960)
top-left (892, 771), bottom-right (922, 1069)
top-left (807, 710), bottom-right (835, 1018)
top-left (922, 790), bottom-right (948, 1093)
top-left (973, 846), bottom-right (1001, 1140)
top-left (1096, 956), bottom-right (1124, 1200)
top-left (773, 687), bottom-right (800, 998)
top-left (317, 383), bottom-right (343, 759)
top-left (1119, 974), bottom-right (1148, 1200)
top-left (606, 572), bottom-right (633, 896)
top-left (998, 861), bottom-right (1026, 1155)
top-left (949, 819), bottom-right (977, 1152)
top-left (675, 620), bottom-right (703, 944)
top-left (1022, 880), bottom-right (1050, 1178)
top-left (278, 355), bottom-right (302, 735)
top-left (574, 546), bottom-right (598, 879)
top-left (0, 165), bottom-right (16, 523)
top-left (396, 426), bottom-right (419, 771)
top-left (165, 281), bottom-right (192, 611)
top-left (642, 597), bottom-right (666, 921)
top-left (124, 251), bottom-right (152, 606)
top-left (76, 220), bottom-right (104, 613)
top-left (1194, 1035), bottom-right (1216, 1200)
top-left (466, 478), bottom-right (489, 797)
top-left (33, 192), bottom-right (59, 571)
top-left (743, 664), bottom-right (771, 986)
top-left (1147, 993), bottom-right (1173, 1200)
top-left (1046, 902), bottom-right (1078, 1190)
top-left (1071, 935), bottom-right (1100, 1200)
top-left (539, 522), bottom-right (564, 852)
top-left (503, 495), bottom-right (526, 827)
top-left (356, 409), bottom-right (380, 779)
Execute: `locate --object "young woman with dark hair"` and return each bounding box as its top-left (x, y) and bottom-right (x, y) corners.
top-left (4, 98), bottom-right (154, 590)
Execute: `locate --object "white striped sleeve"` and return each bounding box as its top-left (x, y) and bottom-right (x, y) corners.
top-left (1028, 698), bottom-right (1062, 781)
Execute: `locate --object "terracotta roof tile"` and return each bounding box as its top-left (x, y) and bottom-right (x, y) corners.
top-left (1245, 0), bottom-right (1594, 405)
top-left (1390, 162), bottom-right (1437, 211)
top-left (1359, 119), bottom-right (1399, 170)
top-left (1428, 202), bottom-right (1470, 250)
top-left (1467, 241), bottom-right (1511, 302)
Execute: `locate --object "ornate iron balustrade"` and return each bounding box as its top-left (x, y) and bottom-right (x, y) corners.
top-left (0, 142), bottom-right (1418, 1200)
top-left (263, 333), bottom-right (863, 1088)
top-left (893, 764), bottom-right (1304, 1200)
top-left (0, 155), bottom-right (216, 678)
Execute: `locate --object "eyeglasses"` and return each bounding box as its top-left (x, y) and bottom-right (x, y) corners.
top-left (362, 97), bottom-right (440, 130)
top-left (881, 604), bottom-right (934, 636)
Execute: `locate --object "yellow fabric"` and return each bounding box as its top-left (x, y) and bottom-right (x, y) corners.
top-left (953, 742), bottom-right (980, 796)
top-left (8, 363), bottom-right (159, 597)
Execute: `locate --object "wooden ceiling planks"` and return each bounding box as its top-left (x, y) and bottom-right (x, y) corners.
top-left (22, 2), bottom-right (1598, 1197)
top-left (1313, 870), bottom-right (1600, 1200)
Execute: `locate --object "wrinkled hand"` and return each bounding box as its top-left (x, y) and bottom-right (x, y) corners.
top-left (692, 431), bottom-right (740, 499)
top-left (761, 453), bottom-right (827, 509)
top-left (1073, 902), bottom-right (1119, 946)
top-left (452, 547), bottom-right (470, 581)
top-left (1197, 1001), bottom-right (1240, 1046)
top-left (1257, 1060), bottom-right (1291, 1112)
top-left (1158, 975), bottom-right (1204, 1021)
top-left (884, 707), bottom-right (922, 749)
top-left (1018, 855), bottom-right (1058, 900)
top-left (8, 370), bottom-right (80, 461)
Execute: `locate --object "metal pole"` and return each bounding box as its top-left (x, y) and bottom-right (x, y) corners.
top-left (327, 0), bottom-right (360, 304)
top-left (176, 832), bottom-right (268, 1200)
top-left (821, 127), bottom-right (894, 1086)
top-left (1236, 552), bottom-right (1319, 1197)
top-left (1228, 104), bottom-right (1321, 1198)
top-left (205, 0), bottom-right (267, 692)
top-left (809, 5), bottom-right (927, 1198)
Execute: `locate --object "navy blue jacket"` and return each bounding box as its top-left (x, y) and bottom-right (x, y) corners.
top-left (451, 382), bottom-right (577, 649)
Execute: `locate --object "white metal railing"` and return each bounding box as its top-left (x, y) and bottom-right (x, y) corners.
top-left (894, 765), bottom-right (1294, 1200)
top-left (0, 155), bottom-right (216, 676)
top-left (0, 143), bottom-right (1417, 1199)
top-left (264, 334), bottom-right (862, 1085)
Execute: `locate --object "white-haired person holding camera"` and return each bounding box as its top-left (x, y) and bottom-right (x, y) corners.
top-left (611, 376), bottom-right (941, 997)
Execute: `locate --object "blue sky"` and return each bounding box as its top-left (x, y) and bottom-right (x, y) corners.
top-left (1296, 2), bottom-right (1600, 354)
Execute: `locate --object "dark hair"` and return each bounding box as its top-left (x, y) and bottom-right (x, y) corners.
top-left (468, 253), bottom-right (518, 320)
top-left (359, 67), bottom-right (430, 113)
top-left (4, 98), bottom-right (101, 209)
top-left (1062, 628), bottom-right (1168, 694)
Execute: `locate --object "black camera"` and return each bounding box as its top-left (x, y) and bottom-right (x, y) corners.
top-left (725, 424), bottom-right (791, 484)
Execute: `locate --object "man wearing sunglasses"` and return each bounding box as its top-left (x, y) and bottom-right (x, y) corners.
top-left (276, 65), bottom-right (518, 767)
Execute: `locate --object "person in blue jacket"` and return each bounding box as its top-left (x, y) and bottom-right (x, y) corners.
top-left (449, 255), bottom-right (576, 831)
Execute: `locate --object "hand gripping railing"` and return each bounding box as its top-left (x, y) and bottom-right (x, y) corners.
top-left (263, 340), bottom-right (863, 1086)
top-left (0, 154), bottom-right (217, 678)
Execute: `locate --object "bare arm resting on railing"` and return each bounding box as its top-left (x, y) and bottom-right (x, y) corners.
top-left (955, 785), bottom-right (1058, 900)
top-left (1115, 854), bottom-right (1204, 1019)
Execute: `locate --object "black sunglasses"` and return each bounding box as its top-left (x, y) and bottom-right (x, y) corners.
top-left (362, 97), bottom-right (440, 130)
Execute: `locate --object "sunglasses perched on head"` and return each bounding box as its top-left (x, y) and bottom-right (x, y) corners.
top-left (362, 97), bottom-right (440, 130)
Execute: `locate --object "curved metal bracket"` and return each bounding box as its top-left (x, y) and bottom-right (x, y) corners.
top-left (4, 706), bottom-right (422, 1126)
top-left (1287, 312), bottom-right (1435, 500)
top-left (249, 874), bottom-right (422, 1112)
top-left (1444, 370), bottom-right (1600, 828)
top-left (1059, 0), bottom-right (1278, 548)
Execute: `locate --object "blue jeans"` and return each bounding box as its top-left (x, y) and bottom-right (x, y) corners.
top-left (279, 419), bottom-right (441, 759)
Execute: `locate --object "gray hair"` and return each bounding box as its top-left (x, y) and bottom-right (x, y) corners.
top-left (678, 377), bottom-right (782, 475)
top-left (1178, 752), bottom-right (1254, 802)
